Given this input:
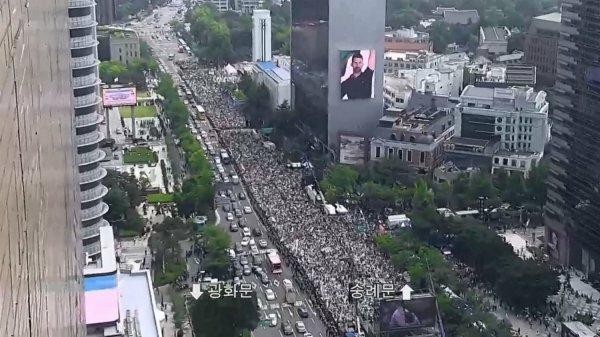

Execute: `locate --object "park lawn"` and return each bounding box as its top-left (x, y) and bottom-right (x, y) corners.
top-left (123, 146), bottom-right (158, 164)
top-left (147, 193), bottom-right (175, 204)
top-left (121, 105), bottom-right (157, 118)
top-left (137, 90), bottom-right (150, 98)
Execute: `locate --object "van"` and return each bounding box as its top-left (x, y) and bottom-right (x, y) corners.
top-left (228, 249), bottom-right (236, 260)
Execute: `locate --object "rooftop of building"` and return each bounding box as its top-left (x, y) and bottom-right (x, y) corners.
top-left (84, 225), bottom-right (117, 276)
top-left (98, 26), bottom-right (139, 39)
top-left (460, 85), bottom-right (547, 108)
top-left (534, 12), bottom-right (562, 23)
top-left (495, 51), bottom-right (524, 63)
top-left (447, 136), bottom-right (491, 147)
top-left (376, 94), bottom-right (454, 142)
top-left (255, 61), bottom-right (290, 84)
top-left (384, 50), bottom-right (439, 61)
top-left (480, 26), bottom-right (511, 42)
top-left (119, 269), bottom-right (163, 337)
top-left (385, 27), bottom-right (429, 39)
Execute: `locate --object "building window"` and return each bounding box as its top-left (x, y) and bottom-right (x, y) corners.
top-left (468, 103), bottom-right (475, 107)
top-left (494, 157), bottom-right (499, 164)
top-left (420, 152), bottom-right (425, 163)
top-left (407, 150), bottom-right (412, 162)
top-left (375, 147), bottom-right (381, 158)
top-left (388, 148), bottom-right (394, 158)
top-left (398, 150), bottom-right (403, 160)
top-left (497, 117), bottom-right (503, 123)
top-left (503, 158), bottom-right (508, 165)
top-left (483, 104), bottom-right (491, 109)
top-left (520, 160), bottom-right (526, 168)
top-left (511, 159), bottom-right (517, 167)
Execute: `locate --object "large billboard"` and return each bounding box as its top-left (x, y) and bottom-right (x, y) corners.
top-left (379, 296), bottom-right (437, 333)
top-left (102, 87), bottom-right (137, 107)
top-left (340, 49), bottom-right (375, 100)
top-left (339, 134), bottom-right (367, 165)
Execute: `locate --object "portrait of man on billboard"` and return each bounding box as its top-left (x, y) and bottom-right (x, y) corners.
top-left (340, 49), bottom-right (376, 100)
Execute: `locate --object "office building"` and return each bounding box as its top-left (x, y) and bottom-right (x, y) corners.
top-left (544, 0), bottom-right (600, 276)
top-left (236, 0), bottom-right (265, 14)
top-left (371, 94), bottom-right (456, 172)
top-left (252, 10), bottom-right (272, 62)
top-left (291, 0), bottom-right (385, 155)
top-left (455, 85), bottom-right (550, 176)
top-left (505, 65), bottom-right (537, 87)
top-left (384, 28), bottom-right (431, 53)
top-left (0, 1), bottom-right (85, 336)
top-left (209, 0), bottom-right (229, 12)
top-left (384, 50), bottom-right (444, 74)
top-left (525, 12), bottom-right (561, 87)
top-left (98, 27), bottom-right (141, 66)
top-left (252, 61), bottom-right (291, 109)
top-left (478, 26), bottom-right (511, 57)
top-left (96, 0), bottom-right (116, 25)
top-left (69, 0), bottom-right (111, 262)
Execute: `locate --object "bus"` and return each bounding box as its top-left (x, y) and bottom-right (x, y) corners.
top-left (195, 105), bottom-right (205, 115)
top-left (267, 252), bottom-right (282, 274)
top-left (178, 38), bottom-right (186, 46)
top-left (220, 151), bottom-right (231, 165)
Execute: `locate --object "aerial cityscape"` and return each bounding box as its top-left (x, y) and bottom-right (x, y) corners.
top-left (2, 0), bottom-right (600, 337)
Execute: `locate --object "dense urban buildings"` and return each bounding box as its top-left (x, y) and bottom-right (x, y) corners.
top-left (69, 0), bottom-right (111, 263)
top-left (455, 85), bottom-right (550, 176)
top-left (545, 0), bottom-right (600, 276)
top-left (252, 10), bottom-right (272, 62)
top-left (525, 12), bottom-right (561, 88)
top-left (0, 1), bottom-right (85, 336)
top-left (291, 0), bottom-right (385, 156)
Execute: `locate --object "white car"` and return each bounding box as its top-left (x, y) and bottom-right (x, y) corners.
top-left (249, 238), bottom-right (256, 246)
top-left (243, 206), bottom-right (252, 214)
top-left (250, 244), bottom-right (259, 255)
top-left (283, 279), bottom-right (293, 290)
top-left (241, 236), bottom-right (250, 246)
top-left (226, 212), bottom-right (234, 221)
top-left (295, 321), bottom-right (306, 333)
top-left (265, 289), bottom-right (276, 301)
top-left (242, 227), bottom-right (251, 237)
top-left (303, 334), bottom-right (313, 337)
top-left (268, 313), bottom-right (277, 327)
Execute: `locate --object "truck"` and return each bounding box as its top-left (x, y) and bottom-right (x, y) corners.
top-left (283, 279), bottom-right (296, 304)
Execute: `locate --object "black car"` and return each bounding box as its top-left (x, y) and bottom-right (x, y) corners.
top-left (252, 228), bottom-right (262, 237)
top-left (281, 320), bottom-right (294, 335)
top-left (260, 272), bottom-right (269, 285)
top-left (297, 306), bottom-right (309, 318)
top-left (234, 242), bottom-right (243, 253)
top-left (238, 192), bottom-right (246, 200)
top-left (222, 204), bottom-right (231, 212)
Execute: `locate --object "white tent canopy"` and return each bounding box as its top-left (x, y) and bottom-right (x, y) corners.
top-left (223, 64), bottom-right (237, 75)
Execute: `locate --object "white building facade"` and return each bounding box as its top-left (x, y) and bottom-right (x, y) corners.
top-left (455, 85), bottom-right (551, 176)
top-left (252, 61), bottom-right (291, 109)
top-left (252, 9), bottom-right (272, 62)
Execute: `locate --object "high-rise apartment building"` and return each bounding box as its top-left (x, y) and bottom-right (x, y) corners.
top-left (96, 0), bottom-right (116, 26)
top-left (291, 0), bottom-right (385, 156)
top-left (524, 12), bottom-right (561, 87)
top-left (69, 0), bottom-right (110, 261)
top-left (0, 1), bottom-right (85, 336)
top-left (252, 10), bottom-right (272, 62)
top-left (544, 0), bottom-right (600, 276)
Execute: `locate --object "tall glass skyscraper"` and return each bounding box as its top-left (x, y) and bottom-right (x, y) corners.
top-left (0, 1), bottom-right (85, 336)
top-left (544, 0), bottom-right (600, 276)
top-left (291, 0), bottom-right (385, 156)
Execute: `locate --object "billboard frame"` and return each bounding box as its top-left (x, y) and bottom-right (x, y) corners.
top-left (101, 87), bottom-right (137, 107)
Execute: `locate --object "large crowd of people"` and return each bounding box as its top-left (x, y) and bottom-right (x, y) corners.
top-left (221, 130), bottom-right (405, 334)
top-left (177, 60), bottom-right (246, 130)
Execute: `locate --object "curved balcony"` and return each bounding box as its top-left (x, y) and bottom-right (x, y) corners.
top-left (74, 93), bottom-right (100, 108)
top-left (82, 219), bottom-right (110, 240)
top-left (81, 185), bottom-right (109, 203)
top-left (79, 166), bottom-right (107, 185)
top-left (68, 0), bottom-right (95, 8)
top-left (77, 149), bottom-right (106, 166)
top-left (71, 54), bottom-right (99, 70)
top-left (72, 73), bottom-right (100, 89)
top-left (69, 15), bottom-right (96, 29)
top-left (81, 202), bottom-right (109, 222)
top-left (83, 241), bottom-right (102, 257)
top-left (70, 36), bottom-right (98, 49)
top-left (75, 112), bottom-right (103, 128)
top-left (76, 130), bottom-right (104, 148)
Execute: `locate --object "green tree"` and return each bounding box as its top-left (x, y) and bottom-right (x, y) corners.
top-left (412, 179), bottom-right (434, 211)
top-left (525, 163), bottom-right (548, 208)
top-left (104, 187), bottom-right (130, 222)
top-left (99, 61), bottom-right (127, 84)
top-left (191, 291), bottom-right (259, 337)
top-left (321, 164), bottom-right (360, 202)
top-left (502, 173), bottom-right (525, 206)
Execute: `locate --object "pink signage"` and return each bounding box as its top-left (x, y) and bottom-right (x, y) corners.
top-left (102, 87), bottom-right (137, 107)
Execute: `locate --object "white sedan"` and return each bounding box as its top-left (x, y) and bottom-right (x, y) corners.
top-left (226, 212), bottom-right (234, 221)
top-left (241, 237), bottom-right (250, 247)
top-left (242, 227), bottom-right (251, 237)
top-left (243, 206), bottom-right (252, 214)
top-left (265, 289), bottom-right (276, 301)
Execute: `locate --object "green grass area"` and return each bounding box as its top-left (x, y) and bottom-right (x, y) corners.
top-left (120, 105), bottom-right (157, 118)
top-left (147, 193), bottom-right (175, 204)
top-left (123, 146), bottom-right (158, 164)
top-left (154, 261), bottom-right (186, 286)
top-left (137, 90), bottom-right (151, 98)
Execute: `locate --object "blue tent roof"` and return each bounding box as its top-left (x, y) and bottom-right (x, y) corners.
top-left (84, 274), bottom-right (117, 291)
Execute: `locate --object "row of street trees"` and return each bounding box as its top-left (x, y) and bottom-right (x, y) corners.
top-left (99, 42), bottom-right (158, 87)
top-left (155, 75), bottom-right (214, 217)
